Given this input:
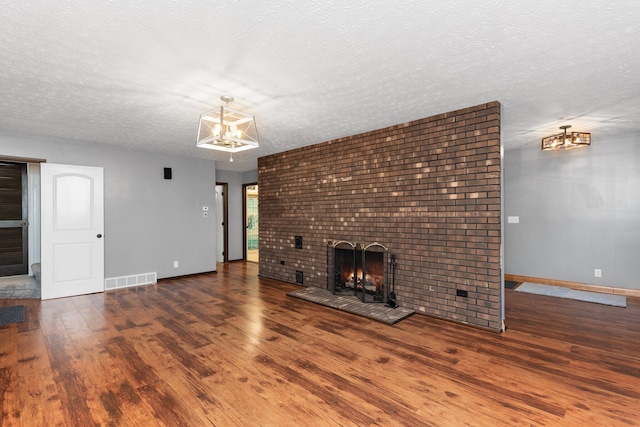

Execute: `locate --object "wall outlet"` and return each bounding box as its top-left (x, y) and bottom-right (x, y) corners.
top-left (594, 269), bottom-right (602, 278)
top-left (507, 216), bottom-right (520, 223)
top-left (174, 261), bottom-right (179, 268)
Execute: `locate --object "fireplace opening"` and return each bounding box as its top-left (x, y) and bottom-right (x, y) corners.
top-left (331, 241), bottom-right (358, 298)
top-left (328, 241), bottom-right (389, 303)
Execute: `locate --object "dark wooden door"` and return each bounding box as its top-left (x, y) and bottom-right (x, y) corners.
top-left (0, 161), bottom-right (28, 276)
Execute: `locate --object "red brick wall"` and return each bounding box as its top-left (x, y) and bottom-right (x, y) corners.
top-left (258, 101), bottom-right (502, 331)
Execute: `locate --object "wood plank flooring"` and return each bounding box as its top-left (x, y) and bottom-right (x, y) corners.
top-left (1, 262), bottom-right (640, 426)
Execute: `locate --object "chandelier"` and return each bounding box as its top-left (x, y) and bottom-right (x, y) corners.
top-left (196, 95), bottom-right (259, 162)
top-left (541, 125), bottom-right (591, 151)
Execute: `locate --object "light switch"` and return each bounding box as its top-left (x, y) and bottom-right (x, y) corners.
top-left (507, 216), bottom-right (519, 223)
top-left (203, 212), bottom-right (208, 218)
top-left (202, 206), bottom-right (209, 211)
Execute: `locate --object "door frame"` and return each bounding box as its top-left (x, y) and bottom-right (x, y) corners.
top-left (216, 182), bottom-right (228, 262)
top-left (243, 182), bottom-right (258, 262)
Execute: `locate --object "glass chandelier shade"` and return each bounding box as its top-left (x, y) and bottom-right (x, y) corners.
top-left (196, 97), bottom-right (259, 154)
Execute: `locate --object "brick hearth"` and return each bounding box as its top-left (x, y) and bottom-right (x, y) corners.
top-left (258, 101), bottom-right (502, 331)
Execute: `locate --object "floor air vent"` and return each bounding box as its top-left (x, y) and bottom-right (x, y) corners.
top-left (105, 272), bottom-right (157, 291)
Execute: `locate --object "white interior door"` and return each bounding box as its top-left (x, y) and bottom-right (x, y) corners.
top-left (41, 163), bottom-right (104, 300)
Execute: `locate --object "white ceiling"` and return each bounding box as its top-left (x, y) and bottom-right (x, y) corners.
top-left (1, 1), bottom-right (639, 172)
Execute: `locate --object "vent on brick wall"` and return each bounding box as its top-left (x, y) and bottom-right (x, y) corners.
top-left (105, 272), bottom-right (157, 291)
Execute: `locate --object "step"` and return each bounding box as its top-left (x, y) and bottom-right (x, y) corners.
top-left (0, 275), bottom-right (41, 299)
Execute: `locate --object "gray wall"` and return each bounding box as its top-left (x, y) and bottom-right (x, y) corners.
top-left (216, 169), bottom-right (258, 261)
top-left (242, 169), bottom-right (258, 183)
top-left (0, 134), bottom-right (217, 279)
top-left (504, 133), bottom-right (640, 290)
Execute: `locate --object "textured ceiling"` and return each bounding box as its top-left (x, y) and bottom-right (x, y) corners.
top-left (1, 1), bottom-right (639, 171)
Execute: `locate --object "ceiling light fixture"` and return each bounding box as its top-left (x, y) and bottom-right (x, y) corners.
top-left (541, 125), bottom-right (591, 151)
top-left (196, 95), bottom-right (259, 161)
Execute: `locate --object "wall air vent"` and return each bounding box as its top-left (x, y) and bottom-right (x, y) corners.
top-left (105, 272), bottom-right (157, 291)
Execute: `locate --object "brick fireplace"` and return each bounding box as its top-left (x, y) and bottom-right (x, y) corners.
top-left (258, 101), bottom-right (502, 331)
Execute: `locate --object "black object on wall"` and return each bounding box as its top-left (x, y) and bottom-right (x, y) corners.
top-left (164, 167), bottom-right (172, 180)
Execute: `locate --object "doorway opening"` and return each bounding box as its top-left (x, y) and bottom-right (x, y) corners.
top-left (0, 161), bottom-right (28, 276)
top-left (0, 156), bottom-right (43, 299)
top-left (0, 160), bottom-right (29, 277)
top-left (215, 183), bottom-right (228, 263)
top-left (243, 183), bottom-right (258, 262)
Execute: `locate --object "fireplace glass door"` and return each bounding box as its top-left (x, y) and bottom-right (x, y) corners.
top-left (331, 241), bottom-right (358, 297)
top-left (361, 243), bottom-right (387, 303)
top-left (330, 241), bottom-right (388, 303)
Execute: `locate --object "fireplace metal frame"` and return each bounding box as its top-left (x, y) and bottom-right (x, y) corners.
top-left (328, 240), bottom-right (389, 304)
top-left (359, 242), bottom-right (388, 303)
top-left (328, 240), bottom-right (358, 297)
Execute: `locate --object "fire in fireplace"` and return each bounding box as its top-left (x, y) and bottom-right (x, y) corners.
top-left (328, 241), bottom-right (390, 303)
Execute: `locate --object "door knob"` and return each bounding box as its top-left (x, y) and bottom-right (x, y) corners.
top-left (97, 234), bottom-right (102, 238)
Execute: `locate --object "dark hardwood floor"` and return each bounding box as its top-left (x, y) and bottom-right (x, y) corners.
top-left (1, 262), bottom-right (639, 426)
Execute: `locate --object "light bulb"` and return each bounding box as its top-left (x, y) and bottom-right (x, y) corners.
top-left (229, 154), bottom-right (234, 162)
top-left (213, 124), bottom-right (221, 137)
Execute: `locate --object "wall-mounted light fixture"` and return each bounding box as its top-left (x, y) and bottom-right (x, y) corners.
top-left (196, 95), bottom-right (259, 162)
top-left (541, 125), bottom-right (591, 151)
